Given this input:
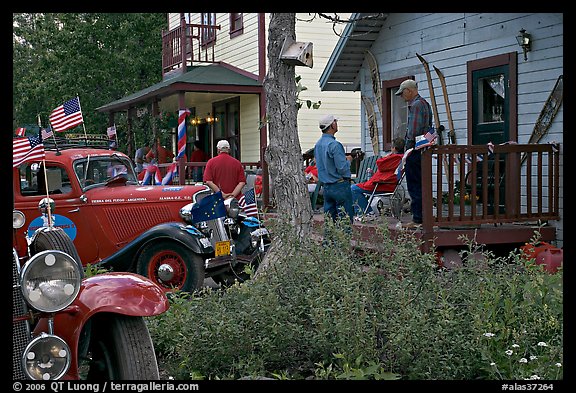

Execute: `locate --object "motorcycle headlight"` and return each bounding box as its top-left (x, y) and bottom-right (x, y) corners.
top-left (20, 250), bottom-right (82, 313)
top-left (13, 209), bottom-right (26, 229)
top-left (23, 333), bottom-right (71, 380)
top-left (179, 202), bottom-right (194, 224)
top-left (225, 198), bottom-right (240, 219)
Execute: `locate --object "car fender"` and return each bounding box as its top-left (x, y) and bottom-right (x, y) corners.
top-left (98, 222), bottom-right (213, 272)
top-left (33, 272), bottom-right (169, 380)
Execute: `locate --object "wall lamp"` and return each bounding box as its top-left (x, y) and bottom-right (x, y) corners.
top-left (516, 28), bottom-right (531, 61)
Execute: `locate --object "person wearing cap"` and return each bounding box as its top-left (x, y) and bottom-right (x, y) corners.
top-left (395, 79), bottom-right (432, 227)
top-left (313, 114), bottom-right (354, 225)
top-left (204, 139), bottom-right (246, 200)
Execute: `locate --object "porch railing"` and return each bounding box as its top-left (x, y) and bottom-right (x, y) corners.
top-left (162, 22), bottom-right (221, 76)
top-left (421, 143), bottom-right (561, 233)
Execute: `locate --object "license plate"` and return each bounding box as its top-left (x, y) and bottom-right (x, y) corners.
top-left (215, 240), bottom-right (231, 257)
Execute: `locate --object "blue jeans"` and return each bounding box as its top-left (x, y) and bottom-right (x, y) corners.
top-left (350, 184), bottom-right (373, 216)
top-left (323, 181), bottom-right (354, 224)
top-left (405, 149), bottom-right (422, 223)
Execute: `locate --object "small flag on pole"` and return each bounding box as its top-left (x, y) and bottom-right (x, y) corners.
top-left (13, 132), bottom-right (45, 167)
top-left (41, 126), bottom-right (54, 140)
top-left (107, 124), bottom-right (117, 138)
top-left (238, 188), bottom-right (258, 217)
top-left (177, 109), bottom-right (191, 159)
top-left (415, 127), bottom-right (437, 150)
top-left (191, 191), bottom-right (227, 223)
top-left (15, 127), bottom-right (26, 137)
top-left (49, 97), bottom-right (84, 132)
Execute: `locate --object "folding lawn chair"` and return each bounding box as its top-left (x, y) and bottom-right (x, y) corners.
top-left (363, 148), bottom-right (413, 219)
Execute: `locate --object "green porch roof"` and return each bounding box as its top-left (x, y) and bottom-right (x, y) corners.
top-left (96, 63), bottom-right (261, 113)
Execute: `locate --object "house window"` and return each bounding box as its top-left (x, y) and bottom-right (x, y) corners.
top-left (382, 76), bottom-right (412, 151)
top-left (201, 13), bottom-right (216, 46)
top-left (229, 13), bottom-right (243, 38)
top-left (468, 53), bottom-right (517, 145)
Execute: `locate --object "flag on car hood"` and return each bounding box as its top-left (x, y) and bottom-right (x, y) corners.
top-left (191, 191), bottom-right (227, 223)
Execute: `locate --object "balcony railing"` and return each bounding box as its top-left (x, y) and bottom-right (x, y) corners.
top-left (162, 22), bottom-right (221, 76)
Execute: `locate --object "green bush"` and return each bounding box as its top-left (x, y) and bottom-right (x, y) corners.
top-left (147, 219), bottom-right (562, 380)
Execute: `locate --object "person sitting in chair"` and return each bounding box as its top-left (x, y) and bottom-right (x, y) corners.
top-left (351, 137), bottom-right (405, 217)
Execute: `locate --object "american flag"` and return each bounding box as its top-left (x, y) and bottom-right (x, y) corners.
top-left (415, 127), bottom-right (437, 150)
top-left (41, 126), bottom-right (54, 140)
top-left (49, 97), bottom-right (84, 132)
top-left (238, 188), bottom-right (258, 217)
top-left (15, 127), bottom-right (26, 137)
top-left (13, 133), bottom-right (45, 167)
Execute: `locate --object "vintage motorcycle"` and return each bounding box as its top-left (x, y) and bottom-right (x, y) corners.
top-left (179, 189), bottom-right (272, 286)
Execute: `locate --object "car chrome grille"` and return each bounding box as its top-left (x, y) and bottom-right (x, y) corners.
top-left (204, 217), bottom-right (230, 247)
top-left (13, 250), bottom-right (31, 380)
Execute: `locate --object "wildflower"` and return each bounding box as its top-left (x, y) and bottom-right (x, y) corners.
top-left (530, 356), bottom-right (537, 361)
top-left (505, 350), bottom-right (513, 356)
top-left (519, 358), bottom-right (528, 363)
top-left (512, 344), bottom-right (520, 348)
top-left (490, 362), bottom-right (496, 366)
top-left (537, 342), bottom-right (548, 347)
top-left (529, 375), bottom-right (541, 380)
top-left (555, 363), bottom-right (562, 368)
top-left (483, 332), bottom-right (495, 338)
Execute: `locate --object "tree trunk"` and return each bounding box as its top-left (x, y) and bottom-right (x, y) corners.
top-left (256, 13), bottom-right (314, 276)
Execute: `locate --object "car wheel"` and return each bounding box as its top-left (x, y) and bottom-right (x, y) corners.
top-left (29, 227), bottom-right (83, 278)
top-left (212, 258), bottom-right (261, 287)
top-left (80, 315), bottom-right (159, 380)
top-left (137, 240), bottom-right (204, 292)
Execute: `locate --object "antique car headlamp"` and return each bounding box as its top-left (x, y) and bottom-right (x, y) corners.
top-left (20, 250), bottom-right (82, 313)
top-left (13, 209), bottom-right (26, 229)
top-left (38, 198), bottom-right (55, 216)
top-left (225, 197), bottom-right (240, 219)
top-left (23, 333), bottom-right (71, 380)
top-left (179, 202), bottom-right (194, 224)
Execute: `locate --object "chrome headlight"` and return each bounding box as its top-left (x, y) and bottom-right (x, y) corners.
top-left (20, 250), bottom-right (82, 313)
top-left (13, 209), bottom-right (26, 229)
top-left (23, 333), bottom-right (71, 380)
top-left (179, 202), bottom-right (194, 224)
top-left (225, 198), bottom-right (240, 219)
top-left (38, 198), bottom-right (55, 216)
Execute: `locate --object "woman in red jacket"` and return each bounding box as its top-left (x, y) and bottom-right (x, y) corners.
top-left (351, 137), bottom-right (405, 217)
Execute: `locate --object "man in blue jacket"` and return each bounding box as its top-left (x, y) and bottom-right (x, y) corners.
top-left (314, 114), bottom-right (354, 225)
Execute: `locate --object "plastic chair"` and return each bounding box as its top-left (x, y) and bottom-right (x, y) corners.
top-left (363, 148), bottom-right (413, 218)
top-left (353, 155), bottom-right (379, 184)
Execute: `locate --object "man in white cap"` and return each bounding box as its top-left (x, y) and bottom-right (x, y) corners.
top-left (204, 139), bottom-right (246, 200)
top-left (313, 114), bottom-right (354, 227)
top-left (395, 79), bottom-right (432, 228)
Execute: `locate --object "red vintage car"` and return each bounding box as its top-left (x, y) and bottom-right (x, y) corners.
top-left (13, 209), bottom-right (169, 380)
top-left (13, 143), bottom-right (215, 292)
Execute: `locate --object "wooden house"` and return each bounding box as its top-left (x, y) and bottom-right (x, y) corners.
top-left (320, 13), bottom-right (563, 250)
top-left (97, 13), bottom-right (361, 206)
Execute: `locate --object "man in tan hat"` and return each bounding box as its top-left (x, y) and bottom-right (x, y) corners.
top-left (204, 139), bottom-right (246, 200)
top-left (314, 114), bottom-right (354, 227)
top-left (395, 79), bottom-right (432, 228)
